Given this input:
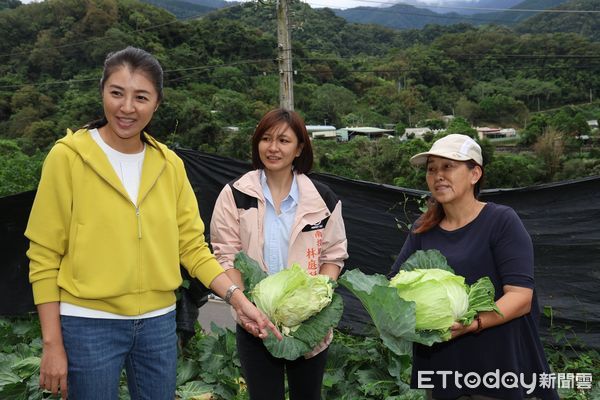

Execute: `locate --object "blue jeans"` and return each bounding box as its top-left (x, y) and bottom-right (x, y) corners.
top-left (61, 311), bottom-right (177, 400)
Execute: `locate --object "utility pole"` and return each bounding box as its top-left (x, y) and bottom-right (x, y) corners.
top-left (277, 0), bottom-right (294, 110)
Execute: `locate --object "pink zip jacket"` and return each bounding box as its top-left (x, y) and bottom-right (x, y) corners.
top-left (210, 170), bottom-right (348, 275)
top-left (210, 170), bottom-right (348, 358)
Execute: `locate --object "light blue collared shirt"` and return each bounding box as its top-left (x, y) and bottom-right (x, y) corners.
top-left (261, 171), bottom-right (299, 275)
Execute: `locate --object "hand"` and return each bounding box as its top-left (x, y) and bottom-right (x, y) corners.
top-left (450, 320), bottom-right (476, 339)
top-left (39, 341), bottom-right (68, 399)
top-left (232, 295), bottom-right (282, 341)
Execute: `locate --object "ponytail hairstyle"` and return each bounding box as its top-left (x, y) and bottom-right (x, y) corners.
top-left (413, 160), bottom-right (484, 234)
top-left (85, 46), bottom-right (163, 145)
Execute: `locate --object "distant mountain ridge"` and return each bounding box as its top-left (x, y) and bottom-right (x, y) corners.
top-left (141, 0), bottom-right (234, 19)
top-left (334, 0), bottom-right (571, 30)
top-left (515, 0), bottom-right (600, 41)
top-left (471, 0), bottom-right (569, 24)
top-left (402, 0), bottom-right (525, 15)
top-left (335, 3), bottom-right (465, 30)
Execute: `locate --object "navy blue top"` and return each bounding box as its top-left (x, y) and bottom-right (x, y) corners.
top-left (390, 202), bottom-right (559, 400)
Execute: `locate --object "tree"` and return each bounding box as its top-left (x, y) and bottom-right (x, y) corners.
top-left (534, 128), bottom-right (564, 180)
top-left (444, 117), bottom-right (476, 137)
top-left (519, 114), bottom-right (548, 146)
top-left (0, 139), bottom-right (44, 196)
top-left (211, 89), bottom-right (253, 124)
top-left (549, 110), bottom-right (591, 137)
top-left (418, 119), bottom-right (445, 130)
top-left (454, 96), bottom-right (480, 124)
top-left (23, 120), bottom-right (57, 150)
top-left (485, 153), bottom-right (544, 189)
top-left (478, 95), bottom-right (528, 125)
top-left (308, 84), bottom-right (356, 127)
top-left (211, 66), bottom-right (248, 93)
top-left (395, 122), bottom-right (406, 136)
top-left (216, 125), bottom-right (253, 162)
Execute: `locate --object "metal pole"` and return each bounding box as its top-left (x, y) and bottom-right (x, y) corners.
top-left (277, 0), bottom-right (294, 110)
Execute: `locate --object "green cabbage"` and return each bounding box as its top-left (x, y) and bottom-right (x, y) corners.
top-left (389, 268), bottom-right (469, 331)
top-left (253, 264), bottom-right (333, 332)
top-left (339, 249), bottom-right (502, 355)
top-left (234, 252), bottom-right (343, 360)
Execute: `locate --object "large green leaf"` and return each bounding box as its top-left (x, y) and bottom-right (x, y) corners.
top-left (339, 269), bottom-right (414, 355)
top-left (11, 356), bottom-right (39, 379)
top-left (400, 249), bottom-right (453, 273)
top-left (233, 251), bottom-right (268, 299)
top-left (0, 381), bottom-right (27, 400)
top-left (176, 359), bottom-right (199, 387)
top-left (460, 276), bottom-right (502, 325)
top-left (0, 370), bottom-right (21, 387)
top-left (175, 381), bottom-right (214, 400)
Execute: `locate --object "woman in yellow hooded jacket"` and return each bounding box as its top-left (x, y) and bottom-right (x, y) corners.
top-left (25, 46), bottom-right (280, 400)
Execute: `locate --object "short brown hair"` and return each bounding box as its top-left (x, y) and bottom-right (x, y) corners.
top-left (251, 108), bottom-right (313, 173)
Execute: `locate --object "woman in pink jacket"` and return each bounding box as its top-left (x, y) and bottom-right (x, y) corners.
top-left (210, 108), bottom-right (348, 400)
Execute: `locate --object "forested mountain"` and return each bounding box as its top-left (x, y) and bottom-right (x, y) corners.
top-left (0, 0), bottom-right (599, 194)
top-left (406, 0), bottom-right (524, 15)
top-left (333, 0), bottom-right (571, 29)
top-left (335, 3), bottom-right (465, 30)
top-left (141, 0), bottom-right (215, 19)
top-left (515, 0), bottom-right (600, 41)
top-left (471, 0), bottom-right (568, 25)
top-left (140, 0), bottom-right (233, 19)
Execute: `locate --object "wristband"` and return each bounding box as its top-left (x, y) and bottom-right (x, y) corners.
top-left (475, 314), bottom-right (483, 333)
top-left (224, 284), bottom-right (239, 305)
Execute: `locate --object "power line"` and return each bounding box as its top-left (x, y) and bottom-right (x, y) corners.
top-left (0, 58), bottom-right (278, 89)
top-left (293, 54), bottom-right (600, 61)
top-left (4, 61), bottom-right (597, 90)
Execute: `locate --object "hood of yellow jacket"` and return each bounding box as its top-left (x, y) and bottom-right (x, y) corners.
top-left (57, 128), bottom-right (168, 205)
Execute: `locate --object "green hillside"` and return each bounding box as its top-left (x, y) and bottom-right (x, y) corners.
top-left (515, 0), bottom-right (600, 41)
top-left (332, 0), bottom-right (571, 30)
top-left (0, 0), bottom-right (599, 194)
top-left (141, 0), bottom-right (215, 19)
top-left (472, 0), bottom-right (568, 25)
top-left (335, 3), bottom-right (466, 30)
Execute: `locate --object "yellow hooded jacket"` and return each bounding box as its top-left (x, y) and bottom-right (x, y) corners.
top-left (25, 129), bottom-right (224, 315)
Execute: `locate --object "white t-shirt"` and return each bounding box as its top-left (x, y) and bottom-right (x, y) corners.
top-left (91, 128), bottom-right (145, 204)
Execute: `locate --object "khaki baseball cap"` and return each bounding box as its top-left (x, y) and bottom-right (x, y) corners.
top-left (410, 134), bottom-right (483, 166)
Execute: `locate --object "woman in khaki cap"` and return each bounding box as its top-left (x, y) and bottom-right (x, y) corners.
top-left (388, 134), bottom-right (558, 400)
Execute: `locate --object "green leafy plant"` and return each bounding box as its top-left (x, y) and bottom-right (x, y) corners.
top-left (542, 307), bottom-right (600, 400)
top-left (2, 315), bottom-right (598, 399)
